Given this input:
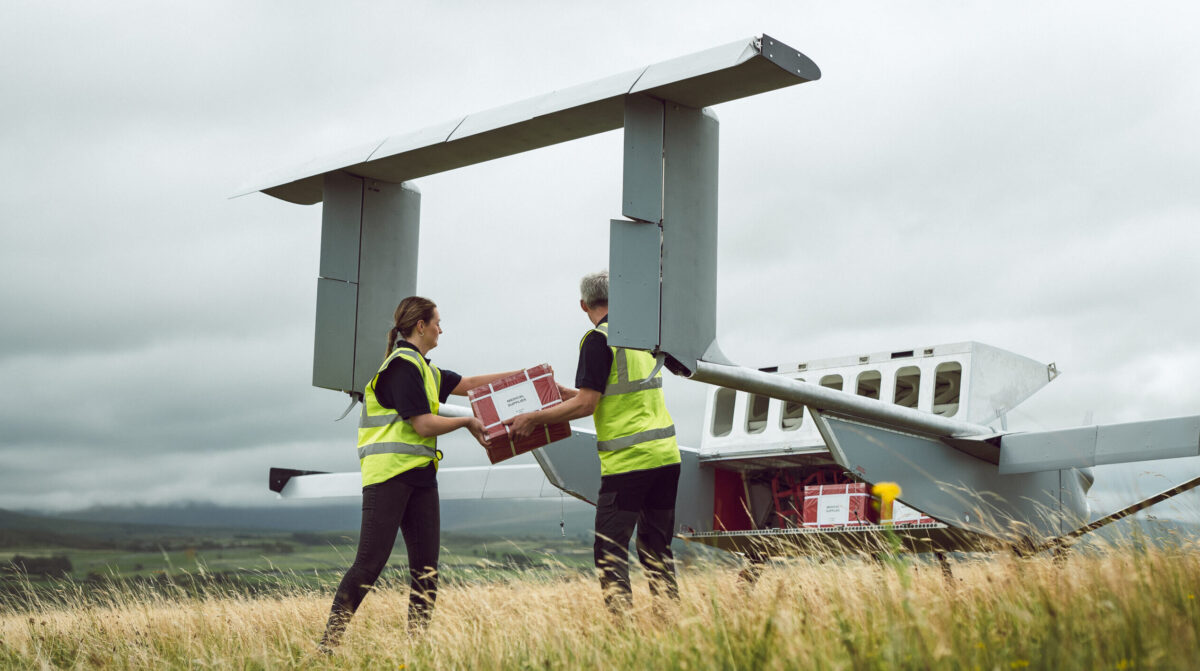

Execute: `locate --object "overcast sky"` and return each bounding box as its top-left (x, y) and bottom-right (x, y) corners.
top-left (2, 1), bottom-right (1198, 520)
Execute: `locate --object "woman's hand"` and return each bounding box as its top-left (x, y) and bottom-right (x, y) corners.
top-left (465, 417), bottom-right (490, 448)
top-left (505, 412), bottom-right (538, 440)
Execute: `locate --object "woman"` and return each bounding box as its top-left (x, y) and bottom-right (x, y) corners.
top-left (320, 296), bottom-right (517, 649)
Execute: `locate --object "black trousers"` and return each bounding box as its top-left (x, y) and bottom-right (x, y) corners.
top-left (323, 474), bottom-right (440, 642)
top-left (593, 462), bottom-right (681, 611)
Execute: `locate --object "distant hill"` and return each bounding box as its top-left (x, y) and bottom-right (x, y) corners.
top-left (34, 502), bottom-right (364, 533)
top-left (0, 507), bottom-right (201, 539)
top-left (0, 507), bottom-right (299, 550)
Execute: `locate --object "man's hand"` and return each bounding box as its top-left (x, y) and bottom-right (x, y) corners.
top-left (465, 417), bottom-right (490, 448)
top-left (505, 413), bottom-right (539, 440)
top-left (557, 382), bottom-right (578, 401)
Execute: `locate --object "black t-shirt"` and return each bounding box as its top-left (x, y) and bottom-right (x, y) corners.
top-left (575, 316), bottom-right (613, 393)
top-left (375, 341), bottom-right (461, 417)
top-left (370, 340), bottom-right (461, 488)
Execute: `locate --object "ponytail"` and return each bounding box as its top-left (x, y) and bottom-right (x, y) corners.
top-left (384, 325), bottom-right (401, 359)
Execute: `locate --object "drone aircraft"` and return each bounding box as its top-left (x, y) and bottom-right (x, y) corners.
top-left (241, 34), bottom-right (1200, 557)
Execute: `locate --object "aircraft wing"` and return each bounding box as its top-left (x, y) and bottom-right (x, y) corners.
top-left (269, 463), bottom-right (563, 500)
top-left (938, 415), bottom-right (1200, 474)
top-left (269, 402), bottom-right (592, 501)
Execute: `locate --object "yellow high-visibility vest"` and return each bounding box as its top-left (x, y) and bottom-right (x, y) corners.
top-left (582, 322), bottom-right (680, 476)
top-left (357, 346), bottom-right (442, 487)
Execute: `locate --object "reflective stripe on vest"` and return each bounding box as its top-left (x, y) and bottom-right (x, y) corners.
top-left (581, 322), bottom-right (680, 476)
top-left (603, 348), bottom-right (665, 396)
top-left (595, 425), bottom-right (677, 452)
top-left (357, 346), bottom-right (442, 487)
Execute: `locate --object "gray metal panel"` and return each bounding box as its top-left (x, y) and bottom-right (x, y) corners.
top-left (313, 278), bottom-right (358, 392)
top-left (814, 411), bottom-right (1089, 542)
top-left (675, 447), bottom-right (714, 534)
top-left (998, 415), bottom-right (1200, 474)
top-left (999, 426), bottom-right (1095, 474)
top-left (319, 172), bottom-right (363, 282)
top-left (622, 94), bottom-right (664, 223)
top-left (352, 181), bottom-right (421, 392)
top-left (608, 218), bottom-right (661, 351)
top-left (242, 35), bottom-right (821, 205)
top-left (532, 430), bottom-right (602, 504)
top-left (659, 105), bottom-right (719, 373)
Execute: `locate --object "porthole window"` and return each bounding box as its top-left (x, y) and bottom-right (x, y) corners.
top-left (746, 393), bottom-right (770, 434)
top-left (712, 387), bottom-right (735, 436)
top-left (934, 362), bottom-right (962, 417)
top-left (894, 366), bottom-right (920, 409)
top-left (856, 370), bottom-right (881, 400)
top-left (820, 374), bottom-right (843, 391)
top-left (781, 378), bottom-right (804, 431)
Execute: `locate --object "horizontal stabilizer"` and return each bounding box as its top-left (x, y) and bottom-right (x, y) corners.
top-left (272, 463), bottom-right (558, 500)
top-left (269, 467), bottom-right (328, 494)
top-left (273, 470), bottom-right (358, 498)
top-left (271, 404), bottom-right (596, 500)
top-left (999, 415), bottom-right (1200, 474)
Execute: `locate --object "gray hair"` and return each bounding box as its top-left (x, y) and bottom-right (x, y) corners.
top-left (580, 270), bottom-right (609, 308)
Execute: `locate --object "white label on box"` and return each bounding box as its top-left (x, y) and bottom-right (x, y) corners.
top-left (891, 501), bottom-right (922, 523)
top-left (887, 500), bottom-right (928, 523)
top-left (816, 493), bottom-right (851, 526)
top-left (491, 379), bottom-right (542, 422)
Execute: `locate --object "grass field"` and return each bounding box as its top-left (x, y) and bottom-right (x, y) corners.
top-left (3, 537), bottom-right (1200, 670)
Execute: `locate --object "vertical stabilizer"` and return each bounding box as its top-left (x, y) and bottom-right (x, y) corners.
top-left (965, 342), bottom-right (1057, 426)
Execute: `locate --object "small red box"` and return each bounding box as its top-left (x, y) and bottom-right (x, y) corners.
top-left (802, 484), bottom-right (873, 528)
top-left (467, 364), bottom-right (572, 464)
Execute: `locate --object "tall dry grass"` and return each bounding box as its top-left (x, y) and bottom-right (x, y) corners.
top-left (3, 541), bottom-right (1200, 669)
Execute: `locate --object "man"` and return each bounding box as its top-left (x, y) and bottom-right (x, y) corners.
top-left (507, 270), bottom-right (680, 612)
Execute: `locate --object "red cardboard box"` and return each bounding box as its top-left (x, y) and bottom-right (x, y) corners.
top-left (802, 484), bottom-right (873, 528)
top-left (467, 364), bottom-right (572, 464)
